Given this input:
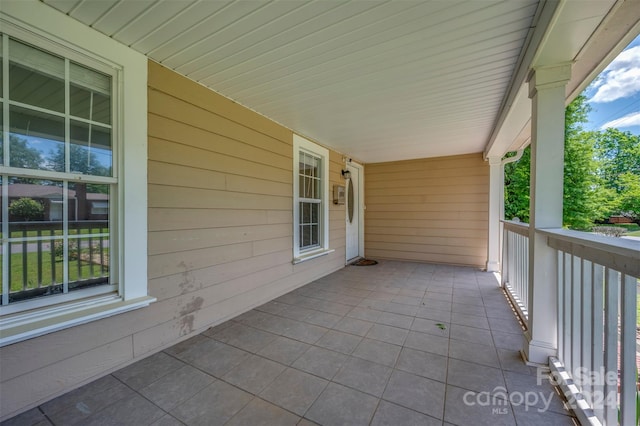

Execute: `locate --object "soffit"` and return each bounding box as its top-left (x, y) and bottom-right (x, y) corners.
top-left (43, 0), bottom-right (541, 163)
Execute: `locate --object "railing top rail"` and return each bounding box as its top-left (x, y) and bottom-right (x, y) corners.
top-left (539, 228), bottom-right (640, 277)
top-left (501, 220), bottom-right (530, 237)
top-left (7, 220), bottom-right (109, 231)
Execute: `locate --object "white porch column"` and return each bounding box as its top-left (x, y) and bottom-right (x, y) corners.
top-left (486, 156), bottom-right (501, 272)
top-left (524, 64), bottom-right (571, 365)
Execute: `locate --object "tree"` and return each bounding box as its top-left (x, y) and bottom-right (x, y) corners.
top-left (561, 95), bottom-right (606, 229)
top-left (503, 148), bottom-right (530, 222)
top-left (47, 145), bottom-right (110, 194)
top-left (9, 135), bottom-right (44, 169)
top-left (503, 95), bottom-right (609, 229)
top-left (9, 197), bottom-right (44, 221)
top-left (7, 135), bottom-right (45, 184)
top-left (591, 129), bottom-right (640, 220)
top-left (593, 128), bottom-right (640, 192)
top-left (47, 144), bottom-right (110, 177)
top-left (616, 172), bottom-right (640, 219)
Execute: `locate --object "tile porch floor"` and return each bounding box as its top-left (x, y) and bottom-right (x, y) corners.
top-left (4, 261), bottom-right (578, 426)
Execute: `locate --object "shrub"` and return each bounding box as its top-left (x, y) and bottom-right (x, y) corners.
top-left (54, 240), bottom-right (78, 260)
top-left (9, 197), bottom-right (44, 221)
top-left (592, 226), bottom-right (627, 238)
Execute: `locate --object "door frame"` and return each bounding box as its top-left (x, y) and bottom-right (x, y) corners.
top-left (345, 161), bottom-right (365, 263)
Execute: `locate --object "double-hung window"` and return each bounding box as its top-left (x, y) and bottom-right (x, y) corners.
top-left (0, 3), bottom-right (150, 346)
top-left (293, 135), bottom-right (331, 262)
top-left (1, 36), bottom-right (115, 307)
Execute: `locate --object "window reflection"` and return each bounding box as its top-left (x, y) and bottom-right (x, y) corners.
top-left (70, 120), bottom-right (112, 176)
top-left (9, 39), bottom-right (64, 113)
top-left (9, 106), bottom-right (64, 172)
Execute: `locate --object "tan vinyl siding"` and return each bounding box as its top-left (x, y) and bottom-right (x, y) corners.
top-left (365, 154), bottom-right (489, 267)
top-left (0, 61), bottom-right (347, 420)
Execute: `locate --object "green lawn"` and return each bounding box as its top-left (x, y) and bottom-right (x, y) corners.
top-left (627, 230), bottom-right (640, 237)
top-left (2, 249), bottom-right (109, 293)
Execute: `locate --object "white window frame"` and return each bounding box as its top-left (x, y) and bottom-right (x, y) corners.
top-left (0, 1), bottom-right (153, 347)
top-left (293, 134), bottom-right (332, 263)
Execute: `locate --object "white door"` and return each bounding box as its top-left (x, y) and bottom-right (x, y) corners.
top-left (345, 163), bottom-right (362, 262)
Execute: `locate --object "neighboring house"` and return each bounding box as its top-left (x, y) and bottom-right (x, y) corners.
top-left (0, 1), bottom-right (638, 423)
top-left (8, 183), bottom-right (109, 221)
top-left (608, 215), bottom-right (635, 224)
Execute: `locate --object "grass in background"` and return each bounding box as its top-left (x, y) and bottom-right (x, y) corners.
top-left (1, 249), bottom-right (109, 292)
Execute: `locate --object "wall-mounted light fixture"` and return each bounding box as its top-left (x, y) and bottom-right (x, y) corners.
top-left (341, 169), bottom-right (351, 180)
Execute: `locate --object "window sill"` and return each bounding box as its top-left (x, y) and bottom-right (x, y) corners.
top-left (293, 249), bottom-right (335, 265)
top-left (0, 294), bottom-right (156, 347)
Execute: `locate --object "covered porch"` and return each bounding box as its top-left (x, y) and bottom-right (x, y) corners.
top-left (4, 261), bottom-right (575, 426)
top-left (1, 0), bottom-right (640, 424)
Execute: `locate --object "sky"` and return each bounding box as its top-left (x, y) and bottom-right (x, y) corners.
top-left (584, 34), bottom-right (640, 134)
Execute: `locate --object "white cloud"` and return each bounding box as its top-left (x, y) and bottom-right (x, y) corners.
top-left (600, 111), bottom-right (640, 129)
top-left (589, 45), bottom-right (640, 103)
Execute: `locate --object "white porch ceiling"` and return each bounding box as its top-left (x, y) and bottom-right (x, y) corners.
top-left (42, 0), bottom-right (545, 162)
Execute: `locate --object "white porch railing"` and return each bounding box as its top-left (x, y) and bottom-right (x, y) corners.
top-left (502, 226), bottom-right (640, 425)
top-left (501, 220), bottom-right (529, 321)
top-left (542, 229), bottom-right (639, 426)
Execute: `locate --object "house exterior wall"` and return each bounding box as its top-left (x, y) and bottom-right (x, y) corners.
top-left (364, 154), bottom-right (489, 267)
top-left (0, 61), bottom-right (346, 420)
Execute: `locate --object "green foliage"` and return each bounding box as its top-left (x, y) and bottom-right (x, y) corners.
top-left (48, 144), bottom-right (110, 177)
top-left (563, 130), bottom-right (609, 229)
top-left (504, 148), bottom-right (531, 222)
top-left (47, 145), bottom-right (111, 194)
top-left (593, 129), bottom-right (640, 219)
top-left (616, 172), bottom-right (640, 218)
top-left (8, 136), bottom-right (45, 184)
top-left (9, 197), bottom-right (44, 221)
top-left (594, 128), bottom-right (640, 191)
top-left (9, 135), bottom-right (44, 169)
top-left (53, 240), bottom-right (78, 260)
top-left (503, 94), bottom-right (639, 230)
top-left (562, 95), bottom-right (606, 229)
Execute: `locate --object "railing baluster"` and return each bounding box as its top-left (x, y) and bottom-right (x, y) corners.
top-left (603, 267), bottom-right (619, 426)
top-left (37, 229), bottom-right (42, 287)
top-left (523, 234), bottom-right (529, 312)
top-left (571, 254), bottom-right (582, 374)
top-left (100, 235), bottom-right (105, 276)
top-left (620, 273), bottom-right (637, 426)
top-left (591, 263), bottom-right (604, 422)
top-left (516, 234), bottom-right (520, 307)
top-left (501, 228), bottom-right (508, 288)
top-left (563, 252), bottom-right (572, 371)
top-left (76, 237), bottom-right (82, 280)
top-left (515, 233), bottom-right (520, 298)
top-left (51, 231), bottom-right (56, 285)
top-left (581, 260), bottom-right (593, 406)
top-left (22, 229), bottom-right (28, 291)
top-left (500, 222), bottom-right (530, 322)
top-left (7, 242), bottom-right (12, 293)
top-left (510, 232), bottom-right (515, 286)
top-left (557, 250), bottom-right (564, 361)
top-left (517, 235), bottom-right (529, 314)
top-left (89, 233), bottom-right (94, 277)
